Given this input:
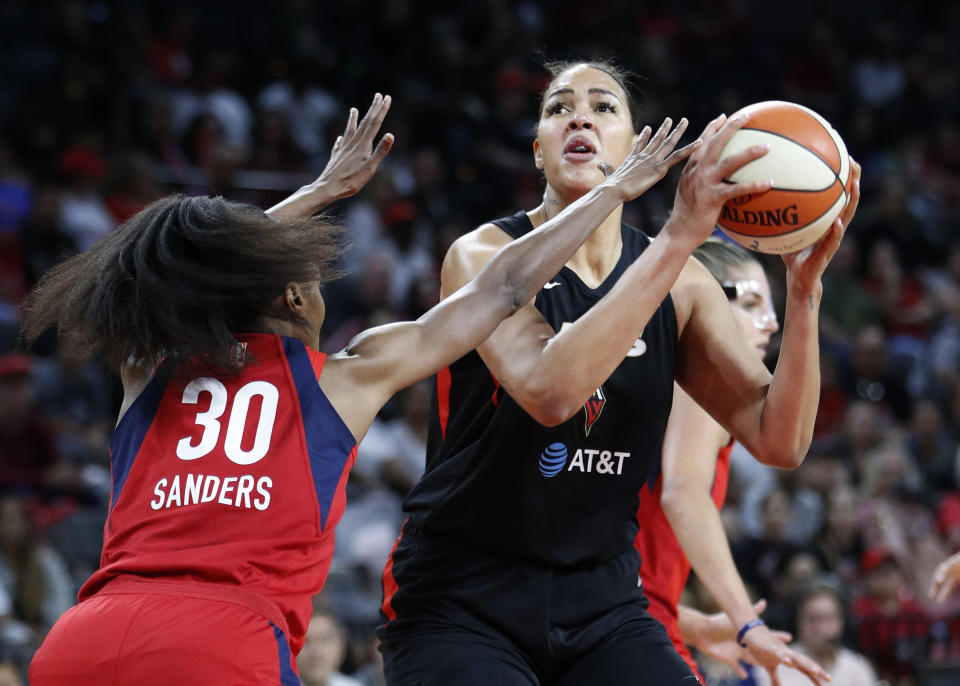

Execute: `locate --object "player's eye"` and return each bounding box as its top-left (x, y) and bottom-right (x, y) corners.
top-left (595, 101), bottom-right (617, 113)
top-left (545, 102), bottom-right (569, 116)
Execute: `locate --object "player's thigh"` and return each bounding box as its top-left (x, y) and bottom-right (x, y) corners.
top-left (31, 593), bottom-right (298, 686)
top-left (554, 612), bottom-right (699, 686)
top-left (380, 622), bottom-right (539, 686)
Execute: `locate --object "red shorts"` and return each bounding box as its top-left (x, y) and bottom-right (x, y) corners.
top-left (29, 592), bottom-right (300, 685)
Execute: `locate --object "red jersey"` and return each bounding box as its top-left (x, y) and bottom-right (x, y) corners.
top-left (633, 438), bottom-right (735, 676)
top-left (79, 334), bottom-right (357, 656)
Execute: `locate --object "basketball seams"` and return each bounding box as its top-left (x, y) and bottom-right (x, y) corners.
top-left (739, 126), bottom-right (842, 189)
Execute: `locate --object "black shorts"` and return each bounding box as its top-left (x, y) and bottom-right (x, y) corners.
top-left (377, 522), bottom-right (697, 686)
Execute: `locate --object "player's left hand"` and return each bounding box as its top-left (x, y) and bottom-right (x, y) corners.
top-left (316, 93), bottom-right (395, 201)
top-left (741, 622), bottom-right (831, 686)
top-left (781, 158), bottom-right (861, 289)
top-left (688, 600), bottom-right (794, 679)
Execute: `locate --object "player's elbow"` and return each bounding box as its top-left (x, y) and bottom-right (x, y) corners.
top-left (515, 382), bottom-right (584, 427)
top-left (755, 441), bottom-right (808, 470)
top-left (660, 482), bottom-right (693, 521)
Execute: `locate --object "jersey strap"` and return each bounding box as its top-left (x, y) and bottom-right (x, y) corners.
top-left (107, 361), bottom-right (175, 523)
top-left (282, 338), bottom-right (356, 529)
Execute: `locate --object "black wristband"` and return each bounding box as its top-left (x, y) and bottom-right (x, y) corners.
top-left (737, 618), bottom-right (766, 647)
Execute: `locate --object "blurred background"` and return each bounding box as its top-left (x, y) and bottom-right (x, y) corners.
top-left (1, 0), bottom-right (959, 684)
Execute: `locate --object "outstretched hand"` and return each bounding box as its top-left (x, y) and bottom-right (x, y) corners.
top-left (781, 159), bottom-right (861, 289)
top-left (599, 117), bottom-right (700, 201)
top-left (930, 551), bottom-right (960, 603)
top-left (316, 93), bottom-right (395, 201)
top-left (688, 599), bottom-right (830, 685)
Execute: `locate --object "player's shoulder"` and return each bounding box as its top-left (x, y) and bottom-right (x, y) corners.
top-left (441, 220), bottom-right (520, 293)
top-left (670, 252), bottom-right (719, 331)
top-left (448, 221), bottom-right (513, 255)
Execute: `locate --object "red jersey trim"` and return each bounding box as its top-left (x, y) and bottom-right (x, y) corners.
top-left (436, 367), bottom-right (451, 441)
top-left (380, 520), bottom-right (407, 622)
top-left (307, 350), bottom-right (327, 379)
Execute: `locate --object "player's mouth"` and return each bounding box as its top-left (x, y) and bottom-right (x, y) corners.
top-left (563, 136), bottom-right (597, 161)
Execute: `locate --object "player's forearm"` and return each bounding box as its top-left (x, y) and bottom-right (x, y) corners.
top-left (520, 224), bottom-right (693, 423)
top-left (265, 181), bottom-right (342, 222)
top-left (755, 279), bottom-right (822, 468)
top-left (663, 486), bottom-right (758, 629)
top-left (473, 183), bottom-right (627, 315)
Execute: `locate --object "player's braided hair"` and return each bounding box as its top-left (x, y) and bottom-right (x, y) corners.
top-left (21, 194), bottom-right (343, 371)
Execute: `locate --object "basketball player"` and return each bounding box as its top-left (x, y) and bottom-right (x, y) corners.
top-left (635, 237), bottom-right (826, 683)
top-left (24, 94), bottom-right (701, 685)
top-left (378, 61), bottom-right (860, 685)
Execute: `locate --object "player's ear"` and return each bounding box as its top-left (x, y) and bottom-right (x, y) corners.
top-left (533, 138), bottom-right (543, 170)
top-left (283, 283), bottom-right (305, 312)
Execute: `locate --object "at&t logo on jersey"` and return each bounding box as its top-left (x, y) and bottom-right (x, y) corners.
top-left (539, 443), bottom-right (568, 477)
top-left (538, 442), bottom-right (631, 477)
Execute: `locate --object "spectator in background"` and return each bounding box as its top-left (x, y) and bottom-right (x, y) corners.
top-left (0, 662), bottom-right (23, 686)
top-left (755, 581), bottom-right (876, 686)
top-left (819, 236), bottom-right (878, 350)
top-left (258, 58), bottom-right (342, 172)
top-left (18, 184), bottom-right (73, 290)
top-left (841, 325), bottom-right (912, 422)
top-left (818, 484), bottom-right (867, 587)
top-left (906, 398), bottom-right (956, 494)
top-left (733, 488), bottom-right (804, 604)
top-left (0, 495), bottom-right (74, 637)
top-left (298, 608), bottom-right (363, 686)
top-left (103, 152), bottom-right (163, 225)
top-left (852, 547), bottom-right (929, 684)
top-left (353, 380), bottom-right (429, 497)
top-left (31, 339), bottom-right (113, 493)
top-left (55, 146), bottom-right (114, 252)
top-left (0, 355), bottom-right (70, 496)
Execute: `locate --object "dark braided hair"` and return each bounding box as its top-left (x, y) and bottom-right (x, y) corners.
top-left (21, 194), bottom-right (343, 371)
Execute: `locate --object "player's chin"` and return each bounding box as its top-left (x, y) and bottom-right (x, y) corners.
top-left (559, 167), bottom-right (607, 192)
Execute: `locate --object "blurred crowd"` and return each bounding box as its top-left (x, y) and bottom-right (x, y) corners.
top-left (1, 0), bottom-right (960, 684)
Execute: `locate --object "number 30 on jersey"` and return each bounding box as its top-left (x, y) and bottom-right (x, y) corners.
top-left (176, 377), bottom-right (279, 465)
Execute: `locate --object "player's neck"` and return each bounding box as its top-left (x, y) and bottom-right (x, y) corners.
top-left (250, 317), bottom-right (316, 351)
top-left (532, 194), bottom-right (624, 288)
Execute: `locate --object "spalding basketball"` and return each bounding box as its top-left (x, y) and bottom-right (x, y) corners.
top-left (716, 101), bottom-right (851, 254)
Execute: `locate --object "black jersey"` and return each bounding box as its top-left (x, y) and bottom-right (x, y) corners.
top-left (403, 211), bottom-right (677, 567)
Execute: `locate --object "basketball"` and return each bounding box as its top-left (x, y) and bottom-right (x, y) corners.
top-left (715, 101), bottom-right (852, 254)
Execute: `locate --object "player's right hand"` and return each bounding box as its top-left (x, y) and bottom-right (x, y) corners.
top-left (666, 112), bottom-right (774, 249)
top-left (315, 93), bottom-right (395, 200)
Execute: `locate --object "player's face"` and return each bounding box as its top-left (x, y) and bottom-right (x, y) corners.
top-left (534, 66), bottom-right (635, 201)
top-left (726, 262), bottom-right (778, 359)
